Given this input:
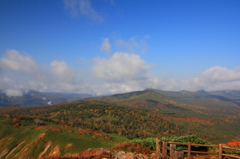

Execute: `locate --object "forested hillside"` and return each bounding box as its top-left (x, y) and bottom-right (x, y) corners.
top-left (1, 99), bottom-right (239, 143)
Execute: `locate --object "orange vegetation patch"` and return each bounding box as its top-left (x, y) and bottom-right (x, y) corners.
top-left (163, 116), bottom-right (214, 125)
top-left (228, 139), bottom-right (240, 147)
top-left (112, 142), bottom-right (151, 154)
top-left (35, 125), bottom-right (62, 132)
top-left (93, 132), bottom-right (101, 136)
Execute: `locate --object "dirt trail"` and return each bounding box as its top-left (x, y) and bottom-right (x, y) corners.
top-left (37, 141), bottom-right (52, 158)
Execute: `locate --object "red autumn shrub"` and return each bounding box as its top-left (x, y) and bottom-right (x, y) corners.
top-left (228, 139), bottom-right (240, 147)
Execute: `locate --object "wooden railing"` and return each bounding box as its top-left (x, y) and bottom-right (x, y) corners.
top-left (156, 138), bottom-right (240, 159)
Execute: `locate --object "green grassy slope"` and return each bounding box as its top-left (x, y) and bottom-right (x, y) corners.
top-left (0, 116), bottom-right (125, 159)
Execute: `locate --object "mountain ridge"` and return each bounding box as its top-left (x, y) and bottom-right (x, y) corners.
top-left (82, 89), bottom-right (240, 115)
top-left (0, 89), bottom-right (93, 108)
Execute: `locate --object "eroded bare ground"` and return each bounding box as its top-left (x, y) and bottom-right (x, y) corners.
top-left (0, 137), bottom-right (12, 147)
top-left (48, 145), bottom-right (60, 157)
top-left (14, 133), bottom-right (47, 159)
top-left (0, 149), bottom-right (9, 158)
top-left (38, 141), bottom-right (52, 158)
top-left (5, 141), bottom-right (26, 159)
top-left (0, 133), bottom-right (73, 159)
top-left (64, 143), bottom-right (72, 150)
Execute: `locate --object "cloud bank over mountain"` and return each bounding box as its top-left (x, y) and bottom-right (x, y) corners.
top-left (1, 49), bottom-right (240, 96)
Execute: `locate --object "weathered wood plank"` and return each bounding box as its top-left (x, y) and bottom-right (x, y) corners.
top-left (156, 138), bottom-right (161, 159)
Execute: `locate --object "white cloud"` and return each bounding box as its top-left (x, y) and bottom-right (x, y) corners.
top-left (93, 83), bottom-right (138, 96)
top-left (28, 81), bottom-right (49, 92)
top-left (202, 66), bottom-right (240, 82)
top-left (63, 0), bottom-right (103, 22)
top-left (0, 50), bottom-right (87, 94)
top-left (115, 37), bottom-right (149, 54)
top-left (90, 52), bottom-right (167, 95)
top-left (3, 89), bottom-right (23, 96)
top-left (92, 52), bottom-right (151, 82)
top-left (100, 38), bottom-right (111, 54)
top-left (0, 76), bottom-right (13, 86)
top-left (0, 50), bottom-right (37, 73)
top-left (51, 61), bottom-right (77, 83)
top-left (2, 49), bottom-right (240, 97)
top-left (170, 66), bottom-right (240, 91)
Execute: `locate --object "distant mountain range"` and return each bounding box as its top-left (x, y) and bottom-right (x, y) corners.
top-left (1, 88), bottom-right (240, 109)
top-left (0, 89), bottom-right (93, 107)
top-left (82, 88), bottom-right (240, 116)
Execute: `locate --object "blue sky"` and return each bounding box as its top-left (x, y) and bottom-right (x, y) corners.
top-left (1, 0), bottom-right (240, 96)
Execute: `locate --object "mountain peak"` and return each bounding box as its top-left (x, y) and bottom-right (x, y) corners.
top-left (196, 90), bottom-right (208, 94)
top-left (143, 88), bottom-right (155, 91)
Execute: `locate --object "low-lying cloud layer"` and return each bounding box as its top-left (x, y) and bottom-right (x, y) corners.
top-left (1, 49), bottom-right (240, 96)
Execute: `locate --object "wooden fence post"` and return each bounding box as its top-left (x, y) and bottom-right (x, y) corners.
top-left (170, 144), bottom-right (176, 159)
top-left (175, 150), bottom-right (184, 159)
top-left (188, 142), bottom-right (191, 159)
top-left (219, 144), bottom-right (222, 159)
top-left (162, 142), bottom-right (167, 159)
top-left (156, 138), bottom-right (161, 159)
